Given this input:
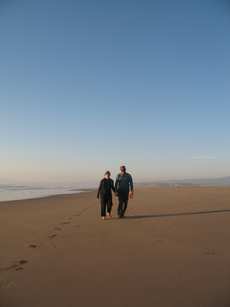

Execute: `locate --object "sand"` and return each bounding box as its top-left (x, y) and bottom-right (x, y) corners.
top-left (1, 187), bottom-right (230, 307)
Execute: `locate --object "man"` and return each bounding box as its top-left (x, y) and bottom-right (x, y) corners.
top-left (97, 171), bottom-right (115, 220)
top-left (115, 166), bottom-right (134, 218)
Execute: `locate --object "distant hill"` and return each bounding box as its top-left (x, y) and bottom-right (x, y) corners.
top-left (140, 177), bottom-right (230, 187)
top-left (169, 177), bottom-right (230, 186)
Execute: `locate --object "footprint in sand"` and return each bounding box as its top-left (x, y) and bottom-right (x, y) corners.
top-left (73, 225), bottom-right (80, 228)
top-left (0, 260), bottom-right (28, 272)
top-left (28, 244), bottom-right (38, 248)
top-left (0, 264), bottom-right (18, 272)
top-left (153, 239), bottom-right (164, 245)
top-left (0, 279), bottom-right (16, 289)
top-left (18, 260), bottom-right (28, 265)
top-left (14, 260), bottom-right (28, 271)
top-left (54, 226), bottom-right (62, 231)
top-left (60, 221), bottom-right (71, 225)
top-left (204, 248), bottom-right (216, 256)
top-left (48, 234), bottom-right (57, 239)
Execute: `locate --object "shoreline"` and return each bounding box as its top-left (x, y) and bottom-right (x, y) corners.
top-left (0, 190), bottom-right (95, 205)
top-left (0, 189), bottom-right (95, 204)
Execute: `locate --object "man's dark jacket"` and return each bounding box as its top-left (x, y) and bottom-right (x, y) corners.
top-left (115, 173), bottom-right (133, 197)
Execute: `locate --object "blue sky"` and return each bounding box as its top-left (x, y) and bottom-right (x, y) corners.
top-left (1, 0), bottom-right (230, 185)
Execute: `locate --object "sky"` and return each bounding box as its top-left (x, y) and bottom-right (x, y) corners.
top-left (0, 0), bottom-right (230, 185)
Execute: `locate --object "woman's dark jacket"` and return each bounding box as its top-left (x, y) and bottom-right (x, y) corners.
top-left (97, 178), bottom-right (115, 199)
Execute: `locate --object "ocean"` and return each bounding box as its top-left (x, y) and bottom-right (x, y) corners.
top-left (0, 184), bottom-right (84, 202)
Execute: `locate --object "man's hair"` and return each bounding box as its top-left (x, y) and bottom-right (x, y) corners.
top-left (120, 165), bottom-right (126, 172)
top-left (105, 170), bottom-right (111, 176)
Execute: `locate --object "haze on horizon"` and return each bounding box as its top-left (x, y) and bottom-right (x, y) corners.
top-left (1, 0), bottom-right (229, 185)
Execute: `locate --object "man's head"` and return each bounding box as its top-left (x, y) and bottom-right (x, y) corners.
top-left (104, 170), bottom-right (111, 179)
top-left (120, 165), bottom-right (126, 174)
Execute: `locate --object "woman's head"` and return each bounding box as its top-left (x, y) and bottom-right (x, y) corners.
top-left (104, 171), bottom-right (111, 179)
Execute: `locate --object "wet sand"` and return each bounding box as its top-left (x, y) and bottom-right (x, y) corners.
top-left (1, 187), bottom-right (230, 307)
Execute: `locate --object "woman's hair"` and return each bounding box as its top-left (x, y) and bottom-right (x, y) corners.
top-left (105, 170), bottom-right (111, 176)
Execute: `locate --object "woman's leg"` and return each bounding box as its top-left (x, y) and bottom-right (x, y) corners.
top-left (100, 198), bottom-right (106, 218)
top-left (107, 198), bottom-right (113, 216)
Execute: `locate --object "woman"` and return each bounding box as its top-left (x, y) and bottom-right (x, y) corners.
top-left (97, 171), bottom-right (115, 220)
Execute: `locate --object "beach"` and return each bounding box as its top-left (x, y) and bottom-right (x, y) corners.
top-left (1, 187), bottom-right (230, 307)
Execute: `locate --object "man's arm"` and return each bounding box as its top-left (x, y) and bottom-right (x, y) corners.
top-left (128, 175), bottom-right (134, 199)
top-left (129, 175), bottom-right (134, 192)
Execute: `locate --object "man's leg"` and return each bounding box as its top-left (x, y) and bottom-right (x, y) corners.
top-left (119, 192), bottom-right (129, 217)
top-left (117, 195), bottom-right (123, 217)
top-left (122, 199), bottom-right (128, 216)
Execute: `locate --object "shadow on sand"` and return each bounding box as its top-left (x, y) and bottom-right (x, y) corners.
top-left (125, 208), bottom-right (230, 220)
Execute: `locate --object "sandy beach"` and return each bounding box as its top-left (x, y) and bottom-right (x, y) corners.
top-left (1, 187), bottom-right (230, 307)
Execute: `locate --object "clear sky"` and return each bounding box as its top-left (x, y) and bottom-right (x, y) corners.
top-left (1, 0), bottom-right (230, 185)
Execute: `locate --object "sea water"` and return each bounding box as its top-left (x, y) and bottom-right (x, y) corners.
top-left (0, 185), bottom-right (83, 202)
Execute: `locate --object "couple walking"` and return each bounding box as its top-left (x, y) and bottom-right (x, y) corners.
top-left (97, 166), bottom-right (134, 220)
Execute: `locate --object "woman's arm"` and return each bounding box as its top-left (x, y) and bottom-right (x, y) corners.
top-left (111, 179), bottom-right (115, 193)
top-left (97, 180), bottom-right (102, 199)
top-left (115, 175), bottom-right (119, 193)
